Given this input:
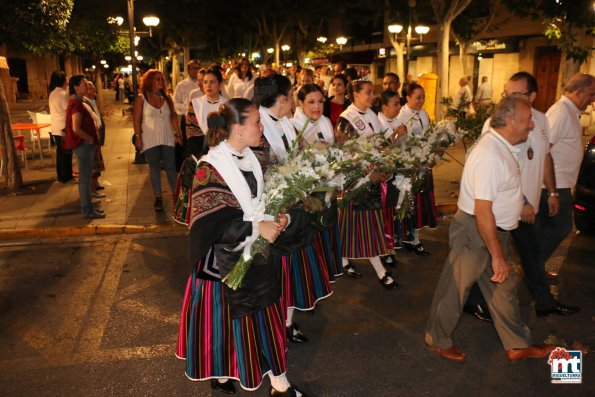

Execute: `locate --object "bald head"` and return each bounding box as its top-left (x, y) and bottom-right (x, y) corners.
top-left (565, 73), bottom-right (595, 111)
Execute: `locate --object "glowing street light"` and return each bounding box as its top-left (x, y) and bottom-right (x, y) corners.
top-left (388, 24), bottom-right (403, 34)
top-left (267, 48), bottom-right (274, 54)
top-left (415, 25), bottom-right (430, 42)
top-left (336, 36), bottom-right (347, 50)
top-left (100, 59), bottom-right (107, 64)
top-left (317, 36), bottom-right (328, 44)
top-left (125, 55), bottom-right (132, 61)
top-left (281, 44), bottom-right (291, 52)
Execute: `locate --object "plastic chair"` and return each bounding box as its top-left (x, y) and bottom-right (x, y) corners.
top-left (27, 111), bottom-right (53, 163)
top-left (13, 134), bottom-right (28, 169)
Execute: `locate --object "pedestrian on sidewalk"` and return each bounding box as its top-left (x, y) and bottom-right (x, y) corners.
top-left (83, 81), bottom-right (106, 200)
top-left (424, 96), bottom-right (554, 363)
top-left (48, 70), bottom-right (73, 184)
top-left (64, 75), bottom-right (105, 219)
top-left (133, 69), bottom-right (182, 212)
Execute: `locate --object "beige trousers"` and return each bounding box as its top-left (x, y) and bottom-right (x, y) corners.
top-left (425, 210), bottom-right (532, 350)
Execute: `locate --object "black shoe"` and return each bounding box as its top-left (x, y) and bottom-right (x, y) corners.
top-left (381, 254), bottom-right (396, 268)
top-left (379, 274), bottom-right (398, 289)
top-left (270, 385), bottom-right (307, 397)
top-left (154, 197), bottom-right (163, 212)
top-left (536, 302), bottom-right (580, 317)
top-left (84, 210), bottom-right (106, 219)
top-left (403, 242), bottom-right (430, 256)
top-left (210, 379), bottom-right (236, 394)
top-left (343, 263), bottom-right (361, 279)
top-left (463, 303), bottom-right (492, 322)
top-left (286, 322), bottom-right (308, 343)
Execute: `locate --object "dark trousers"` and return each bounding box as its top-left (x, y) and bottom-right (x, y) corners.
top-left (538, 188), bottom-right (574, 263)
top-left (52, 135), bottom-right (73, 183)
top-left (511, 220), bottom-right (557, 311)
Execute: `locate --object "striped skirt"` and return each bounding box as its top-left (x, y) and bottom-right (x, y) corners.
top-left (176, 269), bottom-right (287, 391)
top-left (414, 190), bottom-right (438, 229)
top-left (313, 225), bottom-right (343, 282)
top-left (339, 206), bottom-right (389, 259)
top-left (173, 171), bottom-right (191, 226)
top-left (281, 243), bottom-right (333, 311)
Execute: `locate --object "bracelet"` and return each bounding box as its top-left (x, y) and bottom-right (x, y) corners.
top-left (549, 192), bottom-right (559, 197)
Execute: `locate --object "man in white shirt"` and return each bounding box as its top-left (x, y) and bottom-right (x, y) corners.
top-left (474, 76), bottom-right (492, 110)
top-left (172, 60), bottom-right (201, 170)
top-left (539, 73), bottom-right (595, 270)
top-left (466, 72), bottom-right (578, 321)
top-left (425, 96), bottom-right (554, 363)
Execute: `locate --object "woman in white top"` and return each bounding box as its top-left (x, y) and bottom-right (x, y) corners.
top-left (133, 69), bottom-right (182, 212)
top-left (396, 83), bottom-right (436, 256)
top-left (254, 74), bottom-right (334, 344)
top-left (377, 90), bottom-right (407, 143)
top-left (226, 57), bottom-right (255, 99)
top-left (291, 84), bottom-right (343, 282)
top-left (187, 68), bottom-right (228, 151)
top-left (336, 80), bottom-right (398, 289)
top-left (290, 84), bottom-right (334, 144)
top-left (48, 70), bottom-right (73, 183)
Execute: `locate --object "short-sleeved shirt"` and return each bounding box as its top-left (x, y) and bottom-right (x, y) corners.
top-left (48, 87), bottom-right (69, 136)
top-left (481, 108), bottom-right (550, 212)
top-left (458, 129), bottom-right (522, 230)
top-left (546, 95), bottom-right (583, 188)
top-left (65, 97), bottom-right (99, 148)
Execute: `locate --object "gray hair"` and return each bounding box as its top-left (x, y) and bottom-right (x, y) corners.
top-left (490, 96), bottom-right (527, 129)
top-left (565, 73), bottom-right (595, 93)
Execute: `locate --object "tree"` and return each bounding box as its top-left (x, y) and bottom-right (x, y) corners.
top-left (502, 0), bottom-right (595, 88)
top-left (430, 0), bottom-right (473, 119)
top-left (0, 0), bottom-right (74, 192)
top-left (452, 0), bottom-right (501, 79)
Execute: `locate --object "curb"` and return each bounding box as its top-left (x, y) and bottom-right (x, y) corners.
top-left (0, 223), bottom-right (186, 241)
top-left (0, 205), bottom-right (458, 242)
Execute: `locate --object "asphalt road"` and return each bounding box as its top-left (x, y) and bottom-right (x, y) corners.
top-left (0, 221), bottom-right (593, 396)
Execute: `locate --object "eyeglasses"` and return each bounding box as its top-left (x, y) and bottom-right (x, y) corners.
top-left (501, 91), bottom-right (530, 98)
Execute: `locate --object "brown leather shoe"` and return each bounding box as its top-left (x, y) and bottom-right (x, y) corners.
top-left (425, 343), bottom-right (466, 362)
top-left (507, 344), bottom-right (555, 361)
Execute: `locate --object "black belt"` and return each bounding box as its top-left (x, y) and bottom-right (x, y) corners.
top-left (497, 227), bottom-right (508, 232)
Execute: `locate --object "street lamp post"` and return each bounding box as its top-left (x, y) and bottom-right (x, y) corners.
top-left (127, 0), bottom-right (137, 98)
top-left (336, 36), bottom-right (347, 51)
top-left (124, 0), bottom-right (159, 98)
top-left (281, 44), bottom-right (290, 66)
top-left (387, 18), bottom-right (429, 79)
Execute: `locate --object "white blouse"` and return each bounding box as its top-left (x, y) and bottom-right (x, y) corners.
top-left (140, 94), bottom-right (176, 152)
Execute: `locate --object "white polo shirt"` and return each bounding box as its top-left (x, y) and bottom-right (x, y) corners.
top-left (546, 95), bottom-right (583, 188)
top-left (173, 77), bottom-right (200, 116)
top-left (481, 108), bottom-right (550, 212)
top-left (458, 129), bottom-right (523, 230)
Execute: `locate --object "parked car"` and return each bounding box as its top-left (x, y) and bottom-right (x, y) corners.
top-left (574, 135), bottom-right (595, 233)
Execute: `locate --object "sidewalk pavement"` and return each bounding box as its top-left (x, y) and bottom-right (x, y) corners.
top-left (0, 90), bottom-right (464, 241)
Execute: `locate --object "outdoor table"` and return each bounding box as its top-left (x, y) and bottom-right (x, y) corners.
top-left (11, 123), bottom-right (51, 167)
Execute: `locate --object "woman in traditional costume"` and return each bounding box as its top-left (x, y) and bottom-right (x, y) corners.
top-left (177, 98), bottom-right (307, 396)
top-left (335, 80), bottom-right (398, 289)
top-left (254, 75), bottom-right (333, 343)
top-left (396, 83), bottom-right (437, 256)
top-left (290, 84), bottom-right (342, 282)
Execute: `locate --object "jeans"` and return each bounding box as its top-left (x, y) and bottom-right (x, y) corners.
top-left (52, 135), bottom-right (73, 183)
top-left (143, 145), bottom-right (177, 197)
top-left (73, 141), bottom-right (96, 215)
top-left (537, 188), bottom-right (573, 263)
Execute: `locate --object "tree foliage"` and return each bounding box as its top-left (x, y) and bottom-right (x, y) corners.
top-left (0, 0), bottom-right (74, 53)
top-left (502, 0), bottom-right (594, 63)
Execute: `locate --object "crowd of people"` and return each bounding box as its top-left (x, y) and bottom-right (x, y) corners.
top-left (161, 56), bottom-right (594, 396)
top-left (48, 58), bottom-right (594, 396)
